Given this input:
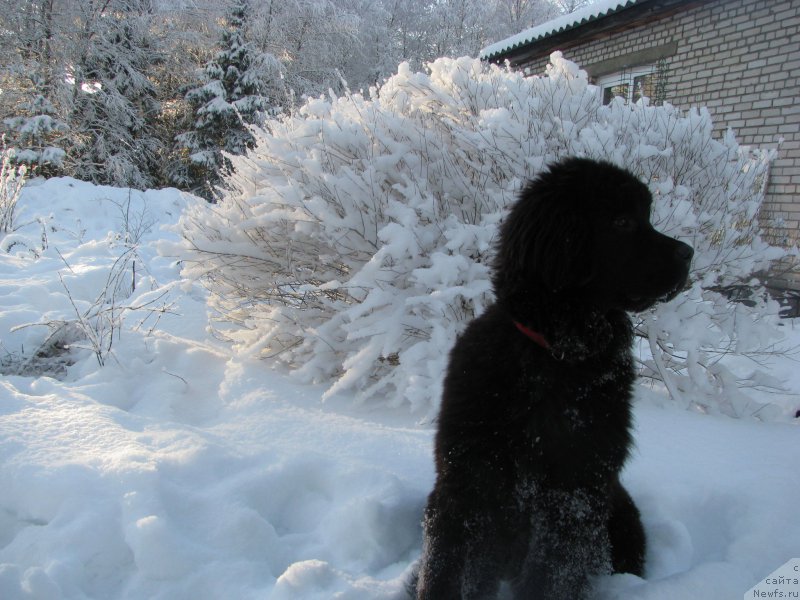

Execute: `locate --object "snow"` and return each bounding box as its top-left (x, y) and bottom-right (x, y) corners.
top-left (480, 0), bottom-right (640, 60)
top-left (0, 177), bottom-right (798, 599)
top-left (187, 54), bottom-right (785, 418)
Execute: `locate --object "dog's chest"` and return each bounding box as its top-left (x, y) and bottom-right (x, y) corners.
top-left (516, 353), bottom-right (635, 478)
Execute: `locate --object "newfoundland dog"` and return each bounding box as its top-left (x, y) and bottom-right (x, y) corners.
top-left (414, 157), bottom-right (693, 599)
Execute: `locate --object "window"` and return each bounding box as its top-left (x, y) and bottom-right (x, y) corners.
top-left (597, 66), bottom-right (659, 105)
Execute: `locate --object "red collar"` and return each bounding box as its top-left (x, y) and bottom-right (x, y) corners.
top-left (513, 320), bottom-right (551, 350)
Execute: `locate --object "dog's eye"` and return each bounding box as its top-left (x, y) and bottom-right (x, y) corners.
top-left (612, 216), bottom-right (636, 232)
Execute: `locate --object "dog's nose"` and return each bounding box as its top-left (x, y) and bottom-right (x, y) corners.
top-left (675, 242), bottom-right (693, 263)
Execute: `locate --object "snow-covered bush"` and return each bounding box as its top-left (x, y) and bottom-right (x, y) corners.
top-left (1, 146), bottom-right (28, 233)
top-left (180, 53), bottom-right (788, 418)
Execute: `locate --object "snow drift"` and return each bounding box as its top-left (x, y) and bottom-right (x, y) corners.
top-left (0, 175), bottom-right (797, 599)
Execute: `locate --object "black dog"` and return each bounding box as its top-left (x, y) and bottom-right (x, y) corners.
top-left (414, 158), bottom-right (693, 599)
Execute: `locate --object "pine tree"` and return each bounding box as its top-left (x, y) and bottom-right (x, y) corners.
top-left (1, 0), bottom-right (68, 176)
top-left (68, 1), bottom-right (162, 189)
top-left (172, 0), bottom-right (271, 200)
top-left (3, 86), bottom-right (69, 176)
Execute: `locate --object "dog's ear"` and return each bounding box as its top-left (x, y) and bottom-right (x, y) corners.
top-left (493, 185), bottom-right (591, 297)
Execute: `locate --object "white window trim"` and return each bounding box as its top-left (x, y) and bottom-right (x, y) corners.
top-left (596, 65), bottom-right (658, 105)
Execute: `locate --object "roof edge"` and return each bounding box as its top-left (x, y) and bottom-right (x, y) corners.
top-left (480, 0), bottom-right (643, 60)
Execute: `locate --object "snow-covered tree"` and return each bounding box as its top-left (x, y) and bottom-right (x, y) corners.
top-left (1, 0), bottom-right (565, 192)
top-left (67, 0), bottom-right (163, 189)
top-left (3, 88), bottom-right (68, 176)
top-left (551, 0), bottom-right (594, 13)
top-left (172, 0), bottom-right (275, 200)
top-left (0, 0), bottom-right (69, 175)
top-left (331, 0), bottom-right (394, 91)
top-left (178, 54), bottom-right (790, 419)
top-left (244, 0), bottom-right (558, 105)
top-left (489, 0), bottom-right (559, 39)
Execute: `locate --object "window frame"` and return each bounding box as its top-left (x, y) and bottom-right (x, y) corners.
top-left (596, 65), bottom-right (659, 105)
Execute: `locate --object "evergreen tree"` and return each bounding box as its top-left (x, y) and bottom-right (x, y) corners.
top-left (68, 1), bottom-right (162, 189)
top-left (3, 84), bottom-right (69, 176)
top-left (1, 0), bottom-right (68, 176)
top-left (172, 0), bottom-right (271, 200)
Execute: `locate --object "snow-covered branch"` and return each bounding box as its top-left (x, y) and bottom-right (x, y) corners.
top-left (181, 54), bottom-right (790, 418)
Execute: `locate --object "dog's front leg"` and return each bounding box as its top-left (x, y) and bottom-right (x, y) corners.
top-left (510, 488), bottom-right (612, 600)
top-left (416, 492), bottom-right (504, 599)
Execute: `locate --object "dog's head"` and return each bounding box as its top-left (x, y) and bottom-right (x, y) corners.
top-left (493, 157), bottom-right (693, 313)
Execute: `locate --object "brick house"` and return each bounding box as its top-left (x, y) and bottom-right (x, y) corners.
top-left (481, 0), bottom-right (800, 261)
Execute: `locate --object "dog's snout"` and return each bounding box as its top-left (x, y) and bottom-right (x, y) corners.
top-left (675, 242), bottom-right (693, 263)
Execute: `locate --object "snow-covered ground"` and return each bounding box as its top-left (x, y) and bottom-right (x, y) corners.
top-left (0, 178), bottom-right (798, 599)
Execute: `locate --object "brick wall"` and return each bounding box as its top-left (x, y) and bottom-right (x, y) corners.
top-left (518, 0), bottom-right (800, 250)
